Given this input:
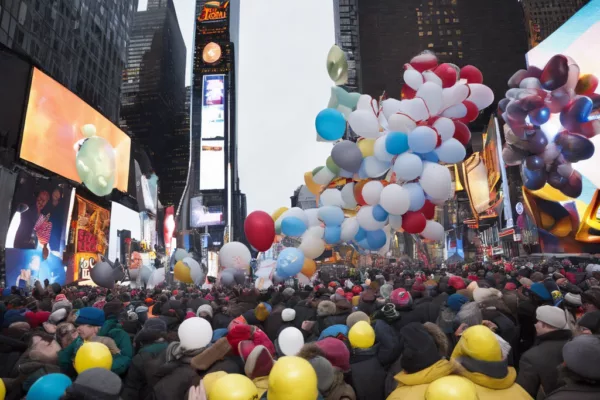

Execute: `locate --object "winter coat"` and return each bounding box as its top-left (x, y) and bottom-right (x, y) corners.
top-left (372, 320), bottom-right (401, 367)
top-left (322, 370), bottom-right (356, 400)
top-left (150, 343), bottom-right (204, 400)
top-left (211, 312), bottom-right (233, 330)
top-left (188, 297), bottom-right (210, 313)
top-left (264, 309), bottom-right (284, 341)
top-left (349, 344), bottom-right (386, 400)
top-left (545, 383), bottom-right (600, 400)
top-left (6, 357), bottom-right (61, 400)
top-left (517, 329), bottom-right (572, 399)
top-left (0, 334), bottom-right (28, 378)
top-left (481, 306), bottom-right (520, 365)
top-left (386, 359), bottom-right (454, 400)
top-left (292, 301), bottom-right (316, 331)
top-left (122, 341), bottom-right (169, 400)
top-left (98, 317), bottom-right (134, 375)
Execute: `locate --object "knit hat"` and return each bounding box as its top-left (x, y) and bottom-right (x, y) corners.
top-left (282, 308), bottom-right (296, 322)
top-left (346, 311), bottom-right (370, 329)
top-left (473, 287), bottom-right (502, 303)
top-left (54, 294), bottom-right (67, 302)
top-left (145, 298), bottom-right (154, 305)
top-left (126, 311), bottom-right (138, 321)
top-left (307, 356), bottom-right (335, 392)
top-left (536, 305), bottom-right (567, 329)
top-left (531, 272), bottom-right (545, 282)
top-left (255, 302), bottom-right (272, 322)
top-left (317, 300), bottom-right (337, 317)
top-left (25, 311), bottom-right (50, 329)
top-left (529, 282), bottom-right (552, 301)
top-left (52, 298), bottom-right (72, 313)
top-left (504, 282), bottom-right (517, 291)
top-left (315, 337), bottom-right (351, 372)
top-left (447, 294), bottom-right (469, 313)
top-left (400, 322), bottom-right (442, 373)
top-left (76, 307), bottom-right (106, 327)
top-left (562, 334), bottom-right (600, 380)
top-left (103, 301), bottom-right (124, 319)
top-left (448, 276), bottom-right (466, 290)
top-left (564, 293), bottom-right (582, 307)
top-left (49, 308), bottom-right (68, 324)
top-left (51, 283), bottom-right (61, 294)
top-left (65, 368), bottom-right (122, 400)
top-left (318, 324), bottom-right (349, 341)
top-left (282, 287), bottom-right (295, 299)
top-left (196, 304), bottom-right (214, 318)
top-left (456, 302), bottom-right (482, 327)
top-left (140, 318), bottom-right (167, 334)
top-left (185, 311), bottom-right (195, 320)
top-left (243, 344), bottom-right (275, 380)
top-left (577, 311), bottom-right (600, 334)
top-left (582, 288), bottom-right (600, 310)
top-left (390, 288), bottom-right (412, 307)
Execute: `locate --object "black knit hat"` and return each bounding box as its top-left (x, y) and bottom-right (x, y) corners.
top-left (103, 300), bottom-right (124, 319)
top-left (66, 368), bottom-right (122, 399)
top-left (577, 311), bottom-right (600, 334)
top-left (399, 322), bottom-right (441, 373)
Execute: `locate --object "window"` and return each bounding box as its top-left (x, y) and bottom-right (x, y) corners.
top-left (457, 41), bottom-right (462, 46)
top-left (448, 41), bottom-right (453, 45)
top-left (456, 29), bottom-right (462, 34)
top-left (445, 18), bottom-right (450, 23)
top-left (427, 30), bottom-right (432, 36)
top-left (428, 43), bottom-right (434, 48)
top-left (18, 2), bottom-right (27, 25)
top-left (419, 31), bottom-right (424, 37)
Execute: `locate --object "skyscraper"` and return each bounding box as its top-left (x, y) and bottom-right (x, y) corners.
top-left (521, 0), bottom-right (589, 48)
top-left (120, 0), bottom-right (186, 207)
top-left (334, 0), bottom-right (361, 92)
top-left (1, 0), bottom-right (137, 123)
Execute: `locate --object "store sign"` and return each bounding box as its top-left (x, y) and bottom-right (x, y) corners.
top-left (492, 247), bottom-right (504, 255)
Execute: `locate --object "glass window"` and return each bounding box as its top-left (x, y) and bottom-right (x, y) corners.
top-left (427, 30), bottom-right (432, 36)
top-left (428, 43), bottom-right (434, 48)
top-left (448, 41), bottom-right (453, 45)
top-left (18, 1), bottom-right (26, 24)
top-left (419, 31), bottom-right (424, 37)
top-left (456, 29), bottom-right (462, 34)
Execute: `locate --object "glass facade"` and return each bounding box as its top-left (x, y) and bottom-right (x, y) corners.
top-left (334, 0), bottom-right (361, 92)
top-left (521, 0), bottom-right (589, 47)
top-left (0, 0), bottom-right (137, 124)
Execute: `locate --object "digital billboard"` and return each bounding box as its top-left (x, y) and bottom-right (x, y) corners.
top-left (6, 248), bottom-right (66, 288)
top-left (196, 0), bottom-right (230, 37)
top-left (190, 196), bottom-right (224, 228)
top-left (199, 74), bottom-right (226, 190)
top-left (20, 68), bottom-right (131, 192)
top-left (73, 195), bottom-right (110, 283)
top-left (108, 202), bottom-right (141, 263)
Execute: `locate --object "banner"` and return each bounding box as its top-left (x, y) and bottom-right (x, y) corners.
top-left (73, 196), bottom-right (110, 282)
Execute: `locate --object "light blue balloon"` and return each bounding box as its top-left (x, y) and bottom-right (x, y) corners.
top-left (276, 247), bottom-right (305, 278)
top-left (27, 373), bottom-right (72, 400)
top-left (366, 229), bottom-right (387, 249)
top-left (372, 204), bottom-right (388, 222)
top-left (385, 132), bottom-right (409, 155)
top-left (316, 108), bottom-right (347, 141)
top-left (357, 238), bottom-right (372, 250)
top-left (404, 182), bottom-right (426, 211)
top-left (324, 226), bottom-right (342, 244)
top-left (435, 139), bottom-right (466, 164)
top-left (355, 227), bottom-right (366, 241)
top-left (408, 128), bottom-right (437, 154)
top-left (318, 206), bottom-right (345, 226)
top-left (281, 216), bottom-right (307, 237)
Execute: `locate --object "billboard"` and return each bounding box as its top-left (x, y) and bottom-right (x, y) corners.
top-left (199, 74), bottom-right (226, 190)
top-left (190, 196), bottom-right (224, 227)
top-left (20, 68), bottom-right (131, 192)
top-left (108, 202), bottom-right (141, 262)
top-left (197, 0), bottom-right (230, 37)
top-left (73, 196), bottom-right (110, 282)
top-left (6, 248), bottom-right (66, 288)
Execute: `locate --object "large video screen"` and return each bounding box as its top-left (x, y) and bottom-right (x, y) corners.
top-left (20, 68), bottom-right (131, 192)
top-left (199, 74), bottom-right (226, 190)
top-left (190, 196), bottom-right (224, 227)
top-left (6, 248), bottom-right (66, 288)
top-left (73, 195), bottom-right (110, 283)
top-left (108, 202), bottom-right (141, 262)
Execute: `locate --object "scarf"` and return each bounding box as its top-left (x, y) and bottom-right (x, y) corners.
top-left (165, 341), bottom-right (205, 364)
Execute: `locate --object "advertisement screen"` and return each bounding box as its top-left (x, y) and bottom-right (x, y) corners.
top-left (20, 68), bottom-right (131, 192)
top-left (108, 202), bottom-right (141, 262)
top-left (196, 0), bottom-right (230, 37)
top-left (6, 171), bottom-right (73, 257)
top-left (73, 196), bottom-right (110, 282)
top-left (190, 196), bottom-right (224, 227)
top-left (200, 74), bottom-right (226, 190)
top-left (6, 248), bottom-right (66, 288)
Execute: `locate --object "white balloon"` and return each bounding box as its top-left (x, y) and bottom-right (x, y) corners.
top-left (388, 113), bottom-right (417, 133)
top-left (297, 273), bottom-right (311, 285)
top-left (281, 207), bottom-right (309, 226)
top-left (320, 189), bottom-right (344, 207)
top-left (146, 267), bottom-right (165, 289)
top-left (416, 82), bottom-right (443, 116)
top-left (398, 98), bottom-right (429, 122)
top-left (219, 242), bottom-right (252, 270)
top-left (305, 226), bottom-right (325, 239)
top-left (348, 109), bottom-right (380, 138)
top-left (362, 156), bottom-right (390, 178)
top-left (389, 214), bottom-right (403, 230)
top-left (433, 117), bottom-right (455, 142)
top-left (374, 134), bottom-right (394, 162)
top-left (381, 98), bottom-right (402, 120)
top-left (174, 248), bottom-right (189, 262)
top-left (419, 162), bottom-right (452, 201)
top-left (441, 83), bottom-right (469, 111)
top-left (341, 217), bottom-right (360, 241)
top-left (441, 103), bottom-right (467, 119)
top-left (377, 224), bottom-right (392, 256)
top-left (422, 70), bottom-right (443, 86)
top-left (356, 94), bottom-right (375, 110)
top-left (467, 84), bottom-right (494, 109)
top-left (393, 153), bottom-right (423, 182)
top-left (362, 181), bottom-right (384, 205)
top-left (178, 318), bottom-right (212, 350)
top-left (435, 138), bottom-right (466, 164)
top-left (313, 166), bottom-right (336, 185)
top-left (421, 220), bottom-right (445, 241)
top-left (404, 69), bottom-right (424, 90)
top-left (341, 183), bottom-right (357, 210)
top-left (299, 232), bottom-right (325, 259)
top-left (357, 206), bottom-right (386, 231)
top-left (183, 257), bottom-right (205, 286)
top-left (379, 184), bottom-right (410, 216)
top-left (278, 327), bottom-right (305, 356)
top-left (404, 182), bottom-right (426, 211)
top-left (305, 208), bottom-right (321, 227)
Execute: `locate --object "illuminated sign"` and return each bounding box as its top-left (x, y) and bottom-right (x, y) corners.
top-left (197, 1), bottom-right (230, 36)
top-left (199, 74), bottom-right (226, 190)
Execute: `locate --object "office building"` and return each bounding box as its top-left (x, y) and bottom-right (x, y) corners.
top-left (0, 0), bottom-right (137, 124)
top-left (120, 0), bottom-right (186, 207)
top-left (334, 0), bottom-right (361, 92)
top-left (521, 0), bottom-right (589, 48)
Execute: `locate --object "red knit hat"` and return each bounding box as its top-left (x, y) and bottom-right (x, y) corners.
top-left (390, 288), bottom-right (412, 307)
top-left (448, 276), bottom-right (466, 290)
top-left (315, 337), bottom-right (351, 372)
top-left (504, 282), bottom-right (517, 291)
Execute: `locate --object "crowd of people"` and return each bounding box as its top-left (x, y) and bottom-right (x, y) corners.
top-left (1, 258), bottom-right (600, 400)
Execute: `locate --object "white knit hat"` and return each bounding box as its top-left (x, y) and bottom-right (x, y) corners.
top-left (281, 308), bottom-right (296, 322)
top-left (473, 287), bottom-right (502, 303)
top-left (536, 305), bottom-right (567, 329)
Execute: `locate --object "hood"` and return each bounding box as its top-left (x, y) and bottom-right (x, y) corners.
top-left (454, 358), bottom-right (517, 390)
top-left (98, 318), bottom-right (121, 337)
top-left (394, 359), bottom-right (454, 387)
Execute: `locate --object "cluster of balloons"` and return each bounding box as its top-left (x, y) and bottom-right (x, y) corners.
top-left (500, 54), bottom-right (600, 197)
top-left (171, 248), bottom-right (206, 286)
top-left (75, 124), bottom-right (117, 197)
top-left (90, 257), bottom-right (125, 289)
top-left (217, 241), bottom-right (252, 287)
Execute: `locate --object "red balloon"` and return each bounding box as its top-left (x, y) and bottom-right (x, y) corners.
top-left (460, 100), bottom-right (479, 123)
top-left (401, 84), bottom-right (416, 100)
top-left (402, 211), bottom-right (427, 234)
top-left (408, 53), bottom-right (438, 73)
top-left (453, 121), bottom-right (472, 146)
top-left (420, 200), bottom-right (436, 220)
top-left (244, 211), bottom-right (275, 252)
top-left (460, 65), bottom-right (483, 84)
top-left (433, 63), bottom-right (458, 88)
top-left (353, 181), bottom-right (368, 206)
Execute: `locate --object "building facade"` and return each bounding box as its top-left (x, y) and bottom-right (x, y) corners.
top-left (334, 0), bottom-right (361, 92)
top-left (521, 0), bottom-right (589, 48)
top-left (120, 0), bottom-right (186, 206)
top-left (0, 0), bottom-right (137, 123)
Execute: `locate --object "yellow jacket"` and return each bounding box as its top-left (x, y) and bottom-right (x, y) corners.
top-left (386, 359), bottom-right (454, 400)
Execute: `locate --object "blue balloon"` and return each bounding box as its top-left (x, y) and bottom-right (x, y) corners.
top-left (408, 128), bottom-right (437, 154)
top-left (357, 238), bottom-right (372, 250)
top-left (529, 107), bottom-right (550, 126)
top-left (355, 227), bottom-right (366, 241)
top-left (318, 206), bottom-right (345, 226)
top-left (385, 132), bottom-right (409, 155)
top-left (404, 182), bottom-right (426, 211)
top-left (27, 373), bottom-right (72, 400)
top-left (276, 247), bottom-right (305, 278)
top-left (372, 204), bottom-right (389, 222)
top-left (420, 151), bottom-right (439, 163)
top-left (324, 226), bottom-right (342, 244)
top-left (366, 229), bottom-right (387, 249)
top-left (315, 108), bottom-right (347, 141)
top-left (281, 216), bottom-right (307, 237)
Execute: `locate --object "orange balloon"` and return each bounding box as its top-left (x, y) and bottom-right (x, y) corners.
top-left (304, 172), bottom-right (322, 196)
top-left (301, 258), bottom-right (317, 277)
top-left (353, 180), bottom-right (368, 206)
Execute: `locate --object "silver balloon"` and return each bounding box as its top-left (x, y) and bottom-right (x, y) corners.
top-left (90, 261), bottom-right (115, 289)
top-left (140, 264), bottom-right (156, 285)
top-left (331, 140), bottom-right (363, 173)
top-left (326, 45), bottom-right (349, 85)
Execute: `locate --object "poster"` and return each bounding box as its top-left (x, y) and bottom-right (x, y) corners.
top-left (73, 195), bottom-right (110, 282)
top-left (6, 248), bottom-right (66, 287)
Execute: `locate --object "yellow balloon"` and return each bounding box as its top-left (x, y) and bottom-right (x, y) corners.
top-left (74, 342), bottom-right (112, 374)
top-left (358, 139), bottom-right (376, 157)
top-left (0, 377), bottom-right (5, 400)
top-left (208, 373), bottom-right (258, 400)
top-left (271, 207), bottom-right (288, 222)
top-left (425, 376), bottom-right (477, 400)
top-left (304, 172), bottom-right (322, 196)
top-left (174, 260), bottom-right (193, 283)
top-left (348, 320), bottom-right (375, 349)
top-left (326, 45), bottom-right (349, 85)
top-left (267, 357), bottom-right (318, 400)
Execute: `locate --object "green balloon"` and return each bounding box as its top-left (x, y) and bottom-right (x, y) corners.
top-left (328, 86), bottom-right (361, 111)
top-left (326, 45), bottom-right (349, 85)
top-left (326, 156), bottom-right (341, 175)
top-left (76, 136), bottom-right (116, 196)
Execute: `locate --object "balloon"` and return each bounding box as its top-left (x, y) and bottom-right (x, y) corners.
top-left (276, 248), bottom-right (305, 278)
top-left (341, 217), bottom-right (360, 242)
top-left (442, 83), bottom-right (469, 110)
top-left (348, 321), bottom-right (375, 349)
top-left (398, 98), bottom-right (429, 121)
top-left (380, 184), bottom-right (410, 215)
top-left (219, 242), bottom-right (252, 270)
top-left (355, 227), bottom-right (366, 241)
top-left (540, 55), bottom-right (569, 91)
top-left (548, 171), bottom-right (568, 189)
top-left (146, 267), bottom-right (165, 289)
top-left (435, 138), bottom-right (466, 164)
top-left (341, 183), bottom-right (357, 209)
top-left (324, 226), bottom-right (342, 244)
top-left (555, 131), bottom-right (595, 162)
top-left (348, 109), bottom-right (380, 138)
top-left (460, 100), bottom-right (480, 123)
top-left (207, 374), bottom-right (259, 400)
top-left (299, 231), bottom-right (325, 259)
top-left (328, 86), bottom-right (361, 115)
top-left (357, 138), bottom-right (376, 158)
top-left (527, 129), bottom-right (548, 154)
top-left (312, 166), bottom-right (335, 185)
top-left (331, 141), bottom-right (363, 173)
top-left (433, 64), bottom-right (458, 89)
top-left (27, 373), bottom-right (72, 400)
top-left (374, 134), bottom-right (394, 162)
top-left (362, 156), bottom-right (391, 178)
top-left (366, 229), bottom-right (386, 249)
top-left (232, 268), bottom-right (246, 285)
top-left (74, 342), bottom-right (112, 374)
top-left (267, 357), bottom-right (318, 400)
top-left (575, 74), bottom-right (599, 96)
top-left (419, 162), bottom-right (452, 201)
top-left (502, 145), bottom-right (527, 166)
top-left (90, 261), bottom-right (116, 289)
top-left (521, 165), bottom-right (547, 191)
top-left (453, 120), bottom-right (471, 146)
top-left (272, 207), bottom-right (289, 222)
top-left (467, 84), bottom-right (495, 109)
top-left (433, 117), bottom-right (455, 141)
top-left (525, 155), bottom-right (544, 170)
top-left (300, 258), bottom-right (317, 277)
top-left (357, 206), bottom-right (386, 231)
top-left (281, 216), bottom-right (307, 237)
top-left (315, 108), bottom-right (346, 141)
top-left (353, 180), bottom-right (368, 206)
top-left (404, 68), bottom-right (424, 90)
top-left (410, 50), bottom-right (438, 72)
top-left (529, 107), bottom-right (551, 125)
top-left (402, 211), bottom-right (427, 234)
top-left (460, 65), bottom-right (483, 84)
top-left (393, 153), bottom-right (423, 182)
top-left (220, 271), bottom-right (235, 286)
top-left (389, 214), bottom-right (403, 230)
top-left (278, 327), bottom-right (305, 356)
top-left (388, 113), bottom-right (417, 132)
top-left (421, 220), bottom-right (445, 241)
top-left (76, 136), bottom-right (116, 196)
top-left (417, 81), bottom-right (443, 114)
top-left (425, 376), bottom-right (478, 400)
top-left (326, 45), bottom-right (349, 85)
top-left (179, 317), bottom-right (212, 350)
top-left (319, 189), bottom-right (343, 207)
top-left (281, 207), bottom-right (309, 226)
top-left (245, 211), bottom-right (276, 252)
top-left (404, 182), bottom-right (426, 211)
top-left (420, 200), bottom-right (436, 220)
top-left (318, 206), bottom-right (345, 226)
top-left (385, 132), bottom-right (409, 155)
top-left (362, 181), bottom-right (384, 205)
top-left (372, 204), bottom-right (389, 222)
top-left (174, 260), bottom-right (193, 283)
top-left (173, 248), bottom-right (189, 262)
top-left (408, 126), bottom-right (438, 154)
top-left (562, 170), bottom-right (583, 198)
